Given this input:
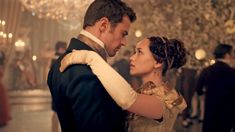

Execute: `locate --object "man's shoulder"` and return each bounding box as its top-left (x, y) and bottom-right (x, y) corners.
top-left (48, 60), bottom-right (97, 85)
top-left (63, 64), bottom-right (94, 76)
top-left (48, 63), bottom-right (104, 96)
top-left (67, 38), bottom-right (93, 51)
top-left (213, 62), bottom-right (235, 72)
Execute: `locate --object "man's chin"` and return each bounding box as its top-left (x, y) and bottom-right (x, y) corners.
top-left (107, 52), bottom-right (116, 57)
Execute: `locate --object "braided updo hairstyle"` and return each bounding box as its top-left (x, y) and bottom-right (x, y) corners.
top-left (148, 36), bottom-right (187, 75)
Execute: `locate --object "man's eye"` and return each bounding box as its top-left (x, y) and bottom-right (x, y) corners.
top-left (122, 31), bottom-right (128, 37)
top-left (122, 33), bottom-right (126, 37)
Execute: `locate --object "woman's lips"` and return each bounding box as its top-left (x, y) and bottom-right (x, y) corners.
top-left (130, 63), bottom-right (135, 69)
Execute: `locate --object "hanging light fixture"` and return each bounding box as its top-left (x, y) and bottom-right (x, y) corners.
top-left (0, 20), bottom-right (13, 45)
top-left (20, 0), bottom-right (93, 21)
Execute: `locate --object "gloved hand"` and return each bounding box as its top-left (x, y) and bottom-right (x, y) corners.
top-left (60, 50), bottom-right (137, 110)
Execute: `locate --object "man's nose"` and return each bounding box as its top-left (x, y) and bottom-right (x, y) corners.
top-left (121, 38), bottom-right (127, 46)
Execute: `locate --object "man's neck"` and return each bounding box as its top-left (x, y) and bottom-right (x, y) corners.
top-left (80, 29), bottom-right (104, 48)
top-left (77, 33), bottom-right (107, 61)
top-left (217, 58), bottom-right (231, 66)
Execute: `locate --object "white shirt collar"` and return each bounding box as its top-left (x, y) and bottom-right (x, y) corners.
top-left (80, 30), bottom-right (104, 48)
top-left (216, 58), bottom-right (231, 66)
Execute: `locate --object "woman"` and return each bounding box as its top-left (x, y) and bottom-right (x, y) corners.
top-left (60, 36), bottom-right (187, 132)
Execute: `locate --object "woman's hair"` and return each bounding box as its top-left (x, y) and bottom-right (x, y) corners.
top-left (148, 36), bottom-right (187, 75)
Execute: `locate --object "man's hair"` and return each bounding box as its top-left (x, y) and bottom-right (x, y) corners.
top-left (83, 0), bottom-right (136, 29)
top-left (213, 43), bottom-right (233, 59)
top-left (55, 41), bottom-right (67, 51)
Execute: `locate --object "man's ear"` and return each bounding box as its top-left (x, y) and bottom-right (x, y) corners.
top-left (99, 17), bottom-right (110, 33)
top-left (224, 53), bottom-right (230, 60)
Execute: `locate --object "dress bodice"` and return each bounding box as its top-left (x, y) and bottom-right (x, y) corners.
top-left (128, 81), bottom-right (187, 132)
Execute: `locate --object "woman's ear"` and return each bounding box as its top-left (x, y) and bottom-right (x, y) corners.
top-left (154, 61), bottom-right (162, 69)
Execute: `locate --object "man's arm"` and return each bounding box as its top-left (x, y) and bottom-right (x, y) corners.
top-left (63, 66), bottom-right (124, 131)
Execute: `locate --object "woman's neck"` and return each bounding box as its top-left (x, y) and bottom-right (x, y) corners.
top-left (141, 71), bottom-right (164, 86)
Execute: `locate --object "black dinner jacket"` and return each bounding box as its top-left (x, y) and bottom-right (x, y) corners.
top-left (196, 61), bottom-right (235, 132)
top-left (47, 38), bottom-right (126, 132)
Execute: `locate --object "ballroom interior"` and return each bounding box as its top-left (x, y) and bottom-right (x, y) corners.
top-left (0, 0), bottom-right (235, 132)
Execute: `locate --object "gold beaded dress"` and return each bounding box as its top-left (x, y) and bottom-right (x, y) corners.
top-left (128, 81), bottom-right (187, 132)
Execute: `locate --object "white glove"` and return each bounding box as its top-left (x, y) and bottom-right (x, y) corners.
top-left (60, 50), bottom-right (137, 109)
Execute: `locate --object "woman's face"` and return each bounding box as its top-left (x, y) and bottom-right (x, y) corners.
top-left (130, 38), bottom-right (158, 77)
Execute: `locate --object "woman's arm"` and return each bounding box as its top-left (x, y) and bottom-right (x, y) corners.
top-left (60, 50), bottom-right (163, 119)
top-left (129, 94), bottom-right (163, 119)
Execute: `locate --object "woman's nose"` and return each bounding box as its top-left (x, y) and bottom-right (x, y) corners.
top-left (130, 54), bottom-right (136, 62)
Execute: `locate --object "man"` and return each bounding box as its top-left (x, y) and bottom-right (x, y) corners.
top-left (177, 67), bottom-right (197, 127)
top-left (196, 44), bottom-right (235, 132)
top-left (50, 41), bottom-right (67, 132)
top-left (47, 0), bottom-right (136, 132)
top-left (50, 41), bottom-right (67, 67)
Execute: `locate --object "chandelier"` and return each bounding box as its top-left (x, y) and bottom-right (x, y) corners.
top-left (20, 0), bottom-right (94, 21)
top-left (0, 20), bottom-right (13, 45)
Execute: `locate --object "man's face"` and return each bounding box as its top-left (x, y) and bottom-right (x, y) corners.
top-left (229, 49), bottom-right (235, 67)
top-left (101, 16), bottom-right (131, 57)
top-left (58, 48), bottom-right (66, 54)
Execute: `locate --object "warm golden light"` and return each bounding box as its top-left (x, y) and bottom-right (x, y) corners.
top-left (32, 55), bottom-right (37, 61)
top-left (135, 30), bottom-right (142, 38)
top-left (20, 0), bottom-right (93, 21)
top-left (195, 49), bottom-right (206, 60)
top-left (1, 20), bottom-right (5, 26)
top-left (8, 33), bottom-right (13, 38)
top-left (0, 20), bottom-right (13, 45)
top-left (3, 33), bottom-right (7, 38)
top-left (15, 40), bottom-right (25, 47)
top-left (210, 59), bottom-right (215, 65)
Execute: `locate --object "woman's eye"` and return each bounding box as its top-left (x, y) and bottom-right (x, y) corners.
top-left (137, 50), bottom-right (142, 54)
